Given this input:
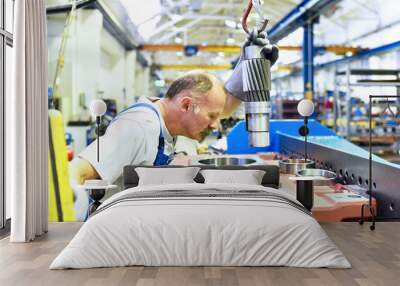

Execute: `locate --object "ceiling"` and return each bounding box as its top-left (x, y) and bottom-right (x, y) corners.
top-left (47, 0), bottom-right (400, 82)
top-left (119, 0), bottom-right (302, 81)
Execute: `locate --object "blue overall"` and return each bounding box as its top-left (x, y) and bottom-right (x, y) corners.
top-left (110, 102), bottom-right (174, 166)
top-left (85, 102), bottom-right (173, 221)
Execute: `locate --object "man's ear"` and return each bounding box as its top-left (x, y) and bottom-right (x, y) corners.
top-left (178, 95), bottom-right (193, 113)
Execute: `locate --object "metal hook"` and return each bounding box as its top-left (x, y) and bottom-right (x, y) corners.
top-left (241, 0), bottom-right (269, 35)
top-left (379, 97), bottom-right (396, 119)
top-left (386, 98), bottom-right (396, 118)
top-left (395, 104), bottom-right (400, 119)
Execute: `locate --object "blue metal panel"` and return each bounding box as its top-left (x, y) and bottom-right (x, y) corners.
top-left (227, 118), bottom-right (391, 165)
top-left (273, 40), bottom-right (400, 82)
top-left (267, 0), bottom-right (341, 43)
top-left (227, 119), bottom-right (335, 154)
top-left (303, 21), bottom-right (314, 100)
top-left (279, 134), bottom-right (400, 219)
top-left (316, 40), bottom-right (400, 69)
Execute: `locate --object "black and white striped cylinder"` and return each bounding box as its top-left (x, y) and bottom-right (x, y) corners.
top-left (242, 45), bottom-right (272, 147)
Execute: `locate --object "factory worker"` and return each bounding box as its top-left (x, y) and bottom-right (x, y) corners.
top-left (70, 72), bottom-right (234, 220)
top-left (70, 32), bottom-right (278, 220)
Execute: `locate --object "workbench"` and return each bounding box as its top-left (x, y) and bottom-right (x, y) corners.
top-left (172, 154), bottom-right (376, 222)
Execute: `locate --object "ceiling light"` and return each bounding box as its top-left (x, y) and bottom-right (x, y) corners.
top-left (155, 80), bottom-right (165, 87)
top-left (226, 37), bottom-right (235, 44)
top-left (174, 37), bottom-right (182, 44)
top-left (225, 19), bottom-right (237, 29)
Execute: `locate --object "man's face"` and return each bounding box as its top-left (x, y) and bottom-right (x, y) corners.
top-left (181, 82), bottom-right (226, 141)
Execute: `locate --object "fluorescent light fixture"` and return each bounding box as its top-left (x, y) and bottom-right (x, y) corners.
top-left (174, 37), bottom-right (182, 44)
top-left (226, 37), bottom-right (235, 44)
top-left (345, 51), bottom-right (353, 57)
top-left (225, 19), bottom-right (237, 29)
top-left (155, 80), bottom-right (165, 87)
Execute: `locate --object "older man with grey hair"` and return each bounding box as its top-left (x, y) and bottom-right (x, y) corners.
top-left (70, 34), bottom-right (279, 220)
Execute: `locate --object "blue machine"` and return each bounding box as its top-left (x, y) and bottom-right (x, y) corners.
top-left (227, 119), bottom-right (400, 219)
top-left (227, 119), bottom-right (335, 154)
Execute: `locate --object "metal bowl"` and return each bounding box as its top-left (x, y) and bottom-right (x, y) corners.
top-left (279, 159), bottom-right (315, 174)
top-left (191, 156), bottom-right (262, 166)
top-left (296, 168), bottom-right (337, 186)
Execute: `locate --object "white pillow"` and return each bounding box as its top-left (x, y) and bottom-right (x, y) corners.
top-left (135, 167), bottom-right (200, 186)
top-left (200, 169), bottom-right (266, 185)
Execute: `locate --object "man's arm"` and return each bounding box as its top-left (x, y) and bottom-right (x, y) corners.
top-left (69, 157), bottom-right (100, 185)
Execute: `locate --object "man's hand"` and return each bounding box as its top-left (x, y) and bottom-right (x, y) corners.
top-left (69, 157), bottom-right (100, 221)
top-left (224, 30), bottom-right (279, 102)
top-left (245, 30), bottom-right (279, 66)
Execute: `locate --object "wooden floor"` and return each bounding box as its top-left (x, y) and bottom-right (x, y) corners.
top-left (0, 222), bottom-right (399, 286)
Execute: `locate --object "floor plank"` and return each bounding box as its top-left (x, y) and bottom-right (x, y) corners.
top-left (0, 222), bottom-right (399, 286)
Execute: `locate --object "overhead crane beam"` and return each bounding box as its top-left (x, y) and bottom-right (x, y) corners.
top-left (266, 0), bottom-right (343, 100)
top-left (157, 64), bottom-right (232, 71)
top-left (267, 0), bottom-right (342, 43)
top-left (156, 64), bottom-right (293, 72)
top-left (140, 44), bottom-right (364, 55)
top-left (303, 21), bottom-right (314, 101)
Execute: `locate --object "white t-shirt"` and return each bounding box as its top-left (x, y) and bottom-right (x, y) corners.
top-left (79, 97), bottom-right (175, 183)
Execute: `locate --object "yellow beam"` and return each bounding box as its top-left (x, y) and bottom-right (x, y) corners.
top-left (156, 64), bottom-right (293, 71)
top-left (325, 45), bottom-right (364, 55)
top-left (142, 44), bottom-right (299, 53)
top-left (141, 44), bottom-right (183, 52)
top-left (199, 45), bottom-right (240, 53)
top-left (157, 64), bottom-right (232, 71)
top-left (141, 44), bottom-right (365, 54)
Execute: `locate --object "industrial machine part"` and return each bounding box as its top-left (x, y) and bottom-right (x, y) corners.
top-left (279, 159), bottom-right (315, 174)
top-left (241, 0), bottom-right (272, 147)
top-left (280, 134), bottom-right (400, 219)
top-left (191, 156), bottom-right (264, 166)
top-left (242, 45), bottom-right (272, 147)
top-left (296, 169), bottom-right (337, 187)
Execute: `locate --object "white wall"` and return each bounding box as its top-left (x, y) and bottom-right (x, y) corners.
top-left (48, 9), bottom-right (143, 123)
top-left (48, 10), bottom-right (103, 122)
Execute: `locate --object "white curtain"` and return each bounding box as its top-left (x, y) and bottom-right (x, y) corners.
top-left (9, 0), bottom-right (48, 242)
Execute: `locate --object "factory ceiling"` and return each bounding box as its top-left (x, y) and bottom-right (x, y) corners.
top-left (48, 0), bottom-right (399, 81)
top-left (118, 0), bottom-right (303, 80)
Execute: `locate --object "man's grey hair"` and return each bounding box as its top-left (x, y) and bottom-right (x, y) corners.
top-left (165, 71), bottom-right (214, 101)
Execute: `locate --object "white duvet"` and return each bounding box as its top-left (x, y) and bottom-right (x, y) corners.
top-left (50, 183), bottom-right (351, 269)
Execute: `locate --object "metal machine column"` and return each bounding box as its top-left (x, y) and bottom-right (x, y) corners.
top-left (303, 21), bottom-right (314, 100)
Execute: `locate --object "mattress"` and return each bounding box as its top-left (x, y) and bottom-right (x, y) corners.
top-left (50, 183), bottom-right (351, 269)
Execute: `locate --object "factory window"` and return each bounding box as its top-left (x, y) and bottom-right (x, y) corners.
top-left (0, 0), bottom-right (14, 233)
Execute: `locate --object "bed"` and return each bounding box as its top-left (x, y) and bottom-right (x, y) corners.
top-left (50, 165), bottom-right (350, 269)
